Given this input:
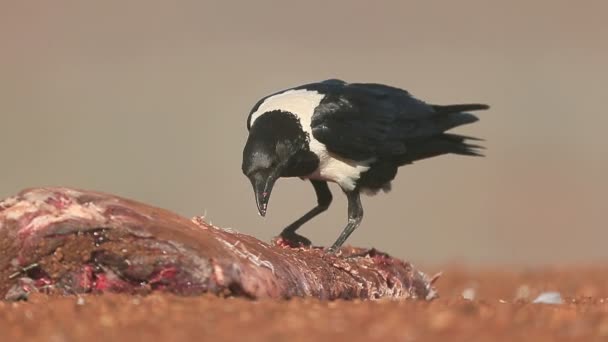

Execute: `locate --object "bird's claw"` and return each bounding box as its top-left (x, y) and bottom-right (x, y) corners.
top-left (273, 232), bottom-right (312, 249)
top-left (342, 248), bottom-right (378, 259)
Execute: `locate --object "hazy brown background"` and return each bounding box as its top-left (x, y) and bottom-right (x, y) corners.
top-left (1, 1), bottom-right (606, 265)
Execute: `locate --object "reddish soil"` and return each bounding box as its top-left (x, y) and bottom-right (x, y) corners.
top-left (2, 188), bottom-right (607, 341)
top-left (2, 266), bottom-right (608, 342)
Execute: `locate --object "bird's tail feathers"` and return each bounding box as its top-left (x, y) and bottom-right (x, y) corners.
top-left (442, 133), bottom-right (485, 157)
top-left (432, 103), bottom-right (488, 133)
top-left (409, 103), bottom-right (488, 160)
top-left (433, 103), bottom-right (490, 113)
top-left (438, 112), bottom-right (478, 131)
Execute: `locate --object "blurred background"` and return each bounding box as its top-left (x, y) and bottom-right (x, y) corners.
top-left (1, 0), bottom-right (606, 266)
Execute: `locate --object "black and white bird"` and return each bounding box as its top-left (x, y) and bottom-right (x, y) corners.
top-left (242, 79), bottom-right (488, 252)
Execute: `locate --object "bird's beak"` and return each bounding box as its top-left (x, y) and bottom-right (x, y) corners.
top-left (249, 171), bottom-right (278, 217)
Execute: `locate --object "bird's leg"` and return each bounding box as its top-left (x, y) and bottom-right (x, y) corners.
top-left (276, 180), bottom-right (332, 248)
top-left (328, 190), bottom-right (363, 253)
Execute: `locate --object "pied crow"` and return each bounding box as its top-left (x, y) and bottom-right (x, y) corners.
top-left (242, 79), bottom-right (488, 252)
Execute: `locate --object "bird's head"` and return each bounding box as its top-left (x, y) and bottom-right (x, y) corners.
top-left (242, 110), bottom-right (309, 217)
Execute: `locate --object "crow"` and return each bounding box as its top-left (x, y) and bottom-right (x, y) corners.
top-left (242, 79), bottom-right (488, 252)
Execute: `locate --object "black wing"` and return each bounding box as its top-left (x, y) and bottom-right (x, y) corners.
top-left (310, 81), bottom-right (489, 161)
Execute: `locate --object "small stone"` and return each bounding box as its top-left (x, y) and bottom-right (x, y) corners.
top-left (462, 287), bottom-right (476, 301)
top-left (532, 291), bottom-right (563, 305)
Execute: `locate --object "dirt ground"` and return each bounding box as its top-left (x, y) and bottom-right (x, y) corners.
top-left (2, 266), bottom-right (608, 342)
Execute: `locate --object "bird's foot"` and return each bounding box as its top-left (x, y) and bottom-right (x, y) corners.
top-left (272, 231), bottom-right (312, 249)
top-left (343, 247), bottom-right (380, 259)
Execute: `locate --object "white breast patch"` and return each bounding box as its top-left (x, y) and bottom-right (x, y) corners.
top-left (249, 88), bottom-right (372, 191)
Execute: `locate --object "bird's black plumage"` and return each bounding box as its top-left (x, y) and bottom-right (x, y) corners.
top-left (242, 79), bottom-right (488, 252)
